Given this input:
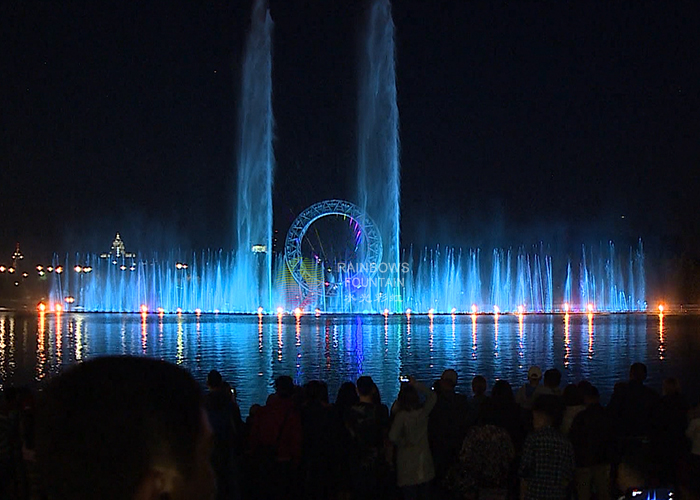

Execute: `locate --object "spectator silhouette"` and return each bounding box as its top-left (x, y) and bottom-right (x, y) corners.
top-left (445, 424), bottom-right (515, 500)
top-left (480, 380), bottom-right (526, 451)
top-left (516, 366), bottom-right (542, 410)
top-left (204, 370), bottom-right (243, 500)
top-left (345, 375), bottom-right (390, 500)
top-left (35, 356), bottom-right (216, 500)
top-left (428, 369), bottom-right (469, 484)
top-left (607, 363), bottom-right (660, 457)
top-left (390, 376), bottom-right (438, 499)
top-left (534, 368), bottom-right (563, 400)
top-left (569, 384), bottom-right (613, 500)
top-left (330, 381), bottom-right (359, 498)
top-left (651, 377), bottom-right (689, 486)
top-left (560, 384), bottom-right (585, 436)
top-left (519, 394), bottom-right (574, 500)
top-left (300, 380), bottom-right (334, 500)
top-left (248, 375), bottom-right (302, 500)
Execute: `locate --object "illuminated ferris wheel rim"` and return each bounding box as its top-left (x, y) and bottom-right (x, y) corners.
top-left (284, 199), bottom-right (383, 293)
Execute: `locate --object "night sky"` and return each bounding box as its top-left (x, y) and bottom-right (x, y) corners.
top-left (2, 1), bottom-right (699, 298)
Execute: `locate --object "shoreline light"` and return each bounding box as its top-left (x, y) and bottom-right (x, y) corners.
top-left (658, 304), bottom-right (665, 313)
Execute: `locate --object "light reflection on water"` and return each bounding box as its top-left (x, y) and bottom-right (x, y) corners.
top-left (1, 312), bottom-right (700, 414)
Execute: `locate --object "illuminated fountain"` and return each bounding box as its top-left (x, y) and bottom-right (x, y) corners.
top-left (46, 0), bottom-right (647, 314)
top-left (233, 0), bottom-right (275, 311)
top-left (47, 239), bottom-right (645, 314)
top-left (356, 0), bottom-right (401, 312)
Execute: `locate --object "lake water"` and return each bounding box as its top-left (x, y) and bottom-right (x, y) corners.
top-left (1, 312), bottom-right (699, 414)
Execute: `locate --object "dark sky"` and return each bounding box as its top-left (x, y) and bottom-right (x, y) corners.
top-left (2, 1), bottom-right (699, 278)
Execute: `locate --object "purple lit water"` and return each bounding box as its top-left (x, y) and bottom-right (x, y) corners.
top-left (1, 312), bottom-right (698, 414)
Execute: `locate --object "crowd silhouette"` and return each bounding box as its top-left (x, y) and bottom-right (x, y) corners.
top-left (1, 360), bottom-right (700, 499)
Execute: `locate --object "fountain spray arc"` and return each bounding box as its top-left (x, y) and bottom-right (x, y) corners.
top-left (235, 0), bottom-right (275, 311)
top-left (356, 0), bottom-right (402, 312)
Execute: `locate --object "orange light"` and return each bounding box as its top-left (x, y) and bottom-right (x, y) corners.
top-left (383, 308), bottom-right (389, 316)
top-left (0, 266), bottom-right (5, 272)
top-left (493, 305), bottom-right (500, 314)
top-left (587, 303), bottom-right (594, 313)
top-left (55, 304), bottom-right (63, 313)
top-left (36, 265), bottom-right (43, 271)
top-left (176, 307), bottom-right (182, 314)
top-left (37, 302), bottom-right (46, 312)
top-left (658, 304), bottom-right (665, 314)
top-left (563, 302), bottom-right (570, 313)
top-left (276, 307), bottom-right (284, 315)
top-left (157, 307), bottom-right (165, 315)
top-left (140, 305), bottom-right (148, 314)
top-left (428, 308), bottom-right (434, 318)
top-left (471, 304), bottom-right (478, 314)
top-left (55, 266), bottom-right (63, 274)
top-left (294, 307), bottom-right (302, 318)
top-left (65, 296), bottom-right (75, 304)
top-left (517, 305), bottom-right (525, 315)
top-left (258, 306), bottom-right (264, 315)
top-left (8, 267), bottom-right (15, 274)
top-left (195, 308), bottom-right (201, 316)
top-left (47, 266), bottom-right (54, 272)
top-left (74, 265), bottom-right (82, 273)
top-left (315, 308), bottom-right (321, 317)
top-left (405, 308), bottom-right (411, 316)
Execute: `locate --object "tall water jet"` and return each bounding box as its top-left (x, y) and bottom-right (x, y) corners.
top-left (235, 0), bottom-right (275, 310)
top-left (357, 0), bottom-right (401, 312)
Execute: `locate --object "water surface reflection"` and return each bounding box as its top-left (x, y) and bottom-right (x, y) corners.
top-left (1, 312), bottom-right (699, 414)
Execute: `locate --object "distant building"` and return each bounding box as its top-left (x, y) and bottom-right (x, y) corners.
top-left (11, 243), bottom-right (24, 268)
top-left (100, 233), bottom-right (136, 264)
